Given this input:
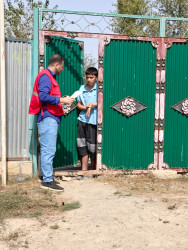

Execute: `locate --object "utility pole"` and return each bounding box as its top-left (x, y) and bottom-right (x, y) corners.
top-left (0, 0), bottom-right (7, 186)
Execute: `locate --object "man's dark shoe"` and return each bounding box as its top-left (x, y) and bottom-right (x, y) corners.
top-left (41, 181), bottom-right (64, 192)
top-left (38, 175), bottom-right (43, 183)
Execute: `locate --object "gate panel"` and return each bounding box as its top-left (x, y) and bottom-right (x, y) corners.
top-left (102, 40), bottom-right (156, 169)
top-left (164, 43), bottom-right (188, 168)
top-left (45, 36), bottom-right (83, 168)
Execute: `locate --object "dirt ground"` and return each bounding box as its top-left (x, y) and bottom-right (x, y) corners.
top-left (0, 173), bottom-right (188, 250)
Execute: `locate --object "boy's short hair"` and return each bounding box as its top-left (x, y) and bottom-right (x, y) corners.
top-left (85, 67), bottom-right (98, 77)
top-left (48, 54), bottom-right (64, 66)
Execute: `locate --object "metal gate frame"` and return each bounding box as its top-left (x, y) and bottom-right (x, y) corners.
top-left (32, 8), bottom-right (188, 175)
top-left (38, 30), bottom-right (188, 173)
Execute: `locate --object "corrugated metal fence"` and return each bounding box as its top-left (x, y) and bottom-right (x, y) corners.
top-left (0, 39), bottom-right (31, 159)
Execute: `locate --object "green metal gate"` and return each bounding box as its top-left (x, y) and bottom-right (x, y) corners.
top-left (164, 43), bottom-right (188, 168)
top-left (45, 36), bottom-right (83, 168)
top-left (102, 40), bottom-right (156, 169)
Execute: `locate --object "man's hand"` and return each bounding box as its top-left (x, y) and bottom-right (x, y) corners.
top-left (60, 96), bottom-right (75, 105)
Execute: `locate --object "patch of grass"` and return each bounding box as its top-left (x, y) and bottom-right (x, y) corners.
top-left (114, 191), bottom-right (122, 195)
top-left (0, 180), bottom-right (77, 221)
top-left (162, 198), bottom-right (168, 203)
top-left (124, 192), bottom-right (132, 196)
top-left (168, 204), bottom-right (176, 210)
top-left (61, 202), bottom-right (80, 211)
top-left (50, 224), bottom-right (59, 230)
top-left (0, 189), bottom-right (34, 220)
top-left (28, 209), bottom-right (43, 218)
top-left (6, 231), bottom-right (19, 241)
top-left (114, 191), bottom-right (132, 197)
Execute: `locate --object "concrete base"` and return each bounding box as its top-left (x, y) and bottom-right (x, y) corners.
top-left (149, 170), bottom-right (177, 179)
top-left (0, 161), bottom-right (33, 179)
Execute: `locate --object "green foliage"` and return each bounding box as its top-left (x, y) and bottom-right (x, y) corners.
top-left (153, 0), bottom-right (188, 37)
top-left (154, 0), bottom-right (188, 18)
top-left (112, 0), bottom-right (159, 36)
top-left (4, 0), bottom-right (59, 40)
top-left (83, 53), bottom-right (97, 84)
top-left (112, 0), bottom-right (188, 37)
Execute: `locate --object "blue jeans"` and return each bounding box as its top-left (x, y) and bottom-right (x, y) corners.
top-left (37, 117), bottom-right (59, 182)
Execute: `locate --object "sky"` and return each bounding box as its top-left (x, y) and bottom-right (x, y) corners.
top-left (48, 0), bottom-right (116, 14)
top-left (47, 0), bottom-right (117, 64)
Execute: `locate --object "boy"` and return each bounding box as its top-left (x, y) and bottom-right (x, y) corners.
top-left (77, 67), bottom-right (98, 170)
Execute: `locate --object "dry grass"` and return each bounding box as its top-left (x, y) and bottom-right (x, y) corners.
top-left (50, 224), bottom-right (59, 230)
top-left (97, 173), bottom-right (188, 197)
top-left (61, 201), bottom-right (81, 211)
top-left (97, 173), bottom-right (188, 212)
top-left (0, 177), bottom-right (80, 221)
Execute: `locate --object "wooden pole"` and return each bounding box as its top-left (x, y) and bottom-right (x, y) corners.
top-left (0, 0), bottom-right (7, 186)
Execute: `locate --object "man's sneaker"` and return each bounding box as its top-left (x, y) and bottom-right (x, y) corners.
top-left (38, 175), bottom-right (43, 183)
top-left (41, 181), bottom-right (64, 192)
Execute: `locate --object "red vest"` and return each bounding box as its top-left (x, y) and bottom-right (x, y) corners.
top-left (29, 69), bottom-right (64, 116)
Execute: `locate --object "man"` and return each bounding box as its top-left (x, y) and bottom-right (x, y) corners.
top-left (29, 54), bottom-right (74, 191)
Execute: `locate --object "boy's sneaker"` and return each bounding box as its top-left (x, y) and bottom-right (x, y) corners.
top-left (41, 181), bottom-right (64, 192)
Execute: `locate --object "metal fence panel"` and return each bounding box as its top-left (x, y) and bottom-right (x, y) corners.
top-left (45, 36), bottom-right (83, 168)
top-left (0, 40), bottom-right (31, 159)
top-left (102, 40), bottom-right (156, 169)
top-left (164, 43), bottom-right (188, 168)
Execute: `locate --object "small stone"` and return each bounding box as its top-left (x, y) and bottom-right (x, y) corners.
top-left (76, 176), bottom-right (83, 180)
top-left (149, 170), bottom-right (177, 179)
top-left (83, 175), bottom-right (90, 178)
top-left (152, 212), bottom-right (159, 219)
top-left (62, 176), bottom-right (72, 181)
top-left (95, 175), bottom-right (102, 179)
top-left (113, 245), bottom-right (121, 248)
top-left (163, 220), bottom-right (170, 224)
top-left (177, 174), bottom-right (183, 178)
top-left (15, 177), bottom-right (25, 182)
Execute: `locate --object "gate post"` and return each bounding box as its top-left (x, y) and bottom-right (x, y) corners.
top-left (96, 38), bottom-right (105, 170)
top-left (160, 17), bottom-right (166, 37)
top-left (31, 7), bottom-right (39, 176)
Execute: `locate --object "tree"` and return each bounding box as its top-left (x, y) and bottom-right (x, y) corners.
top-left (154, 0), bottom-right (188, 17)
top-left (83, 53), bottom-right (97, 84)
top-left (4, 0), bottom-right (59, 40)
top-left (153, 0), bottom-right (188, 37)
top-left (112, 0), bottom-right (188, 37)
top-left (111, 0), bottom-right (159, 36)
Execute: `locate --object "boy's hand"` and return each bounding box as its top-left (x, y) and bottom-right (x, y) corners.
top-left (86, 107), bottom-right (91, 117)
top-left (86, 103), bottom-right (93, 109)
top-left (60, 96), bottom-right (75, 105)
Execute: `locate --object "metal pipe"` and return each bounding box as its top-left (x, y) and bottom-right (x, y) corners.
top-left (160, 17), bottom-right (166, 37)
top-left (0, 0), bottom-right (7, 185)
top-left (39, 8), bottom-right (188, 22)
top-left (32, 8), bottom-right (39, 176)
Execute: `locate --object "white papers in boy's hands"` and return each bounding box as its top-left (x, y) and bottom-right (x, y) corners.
top-left (71, 90), bottom-right (82, 98)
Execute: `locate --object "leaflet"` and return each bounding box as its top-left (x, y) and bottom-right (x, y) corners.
top-left (71, 91), bottom-right (82, 98)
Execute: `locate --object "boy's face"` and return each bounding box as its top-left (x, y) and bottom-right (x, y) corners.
top-left (86, 74), bottom-right (97, 87)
